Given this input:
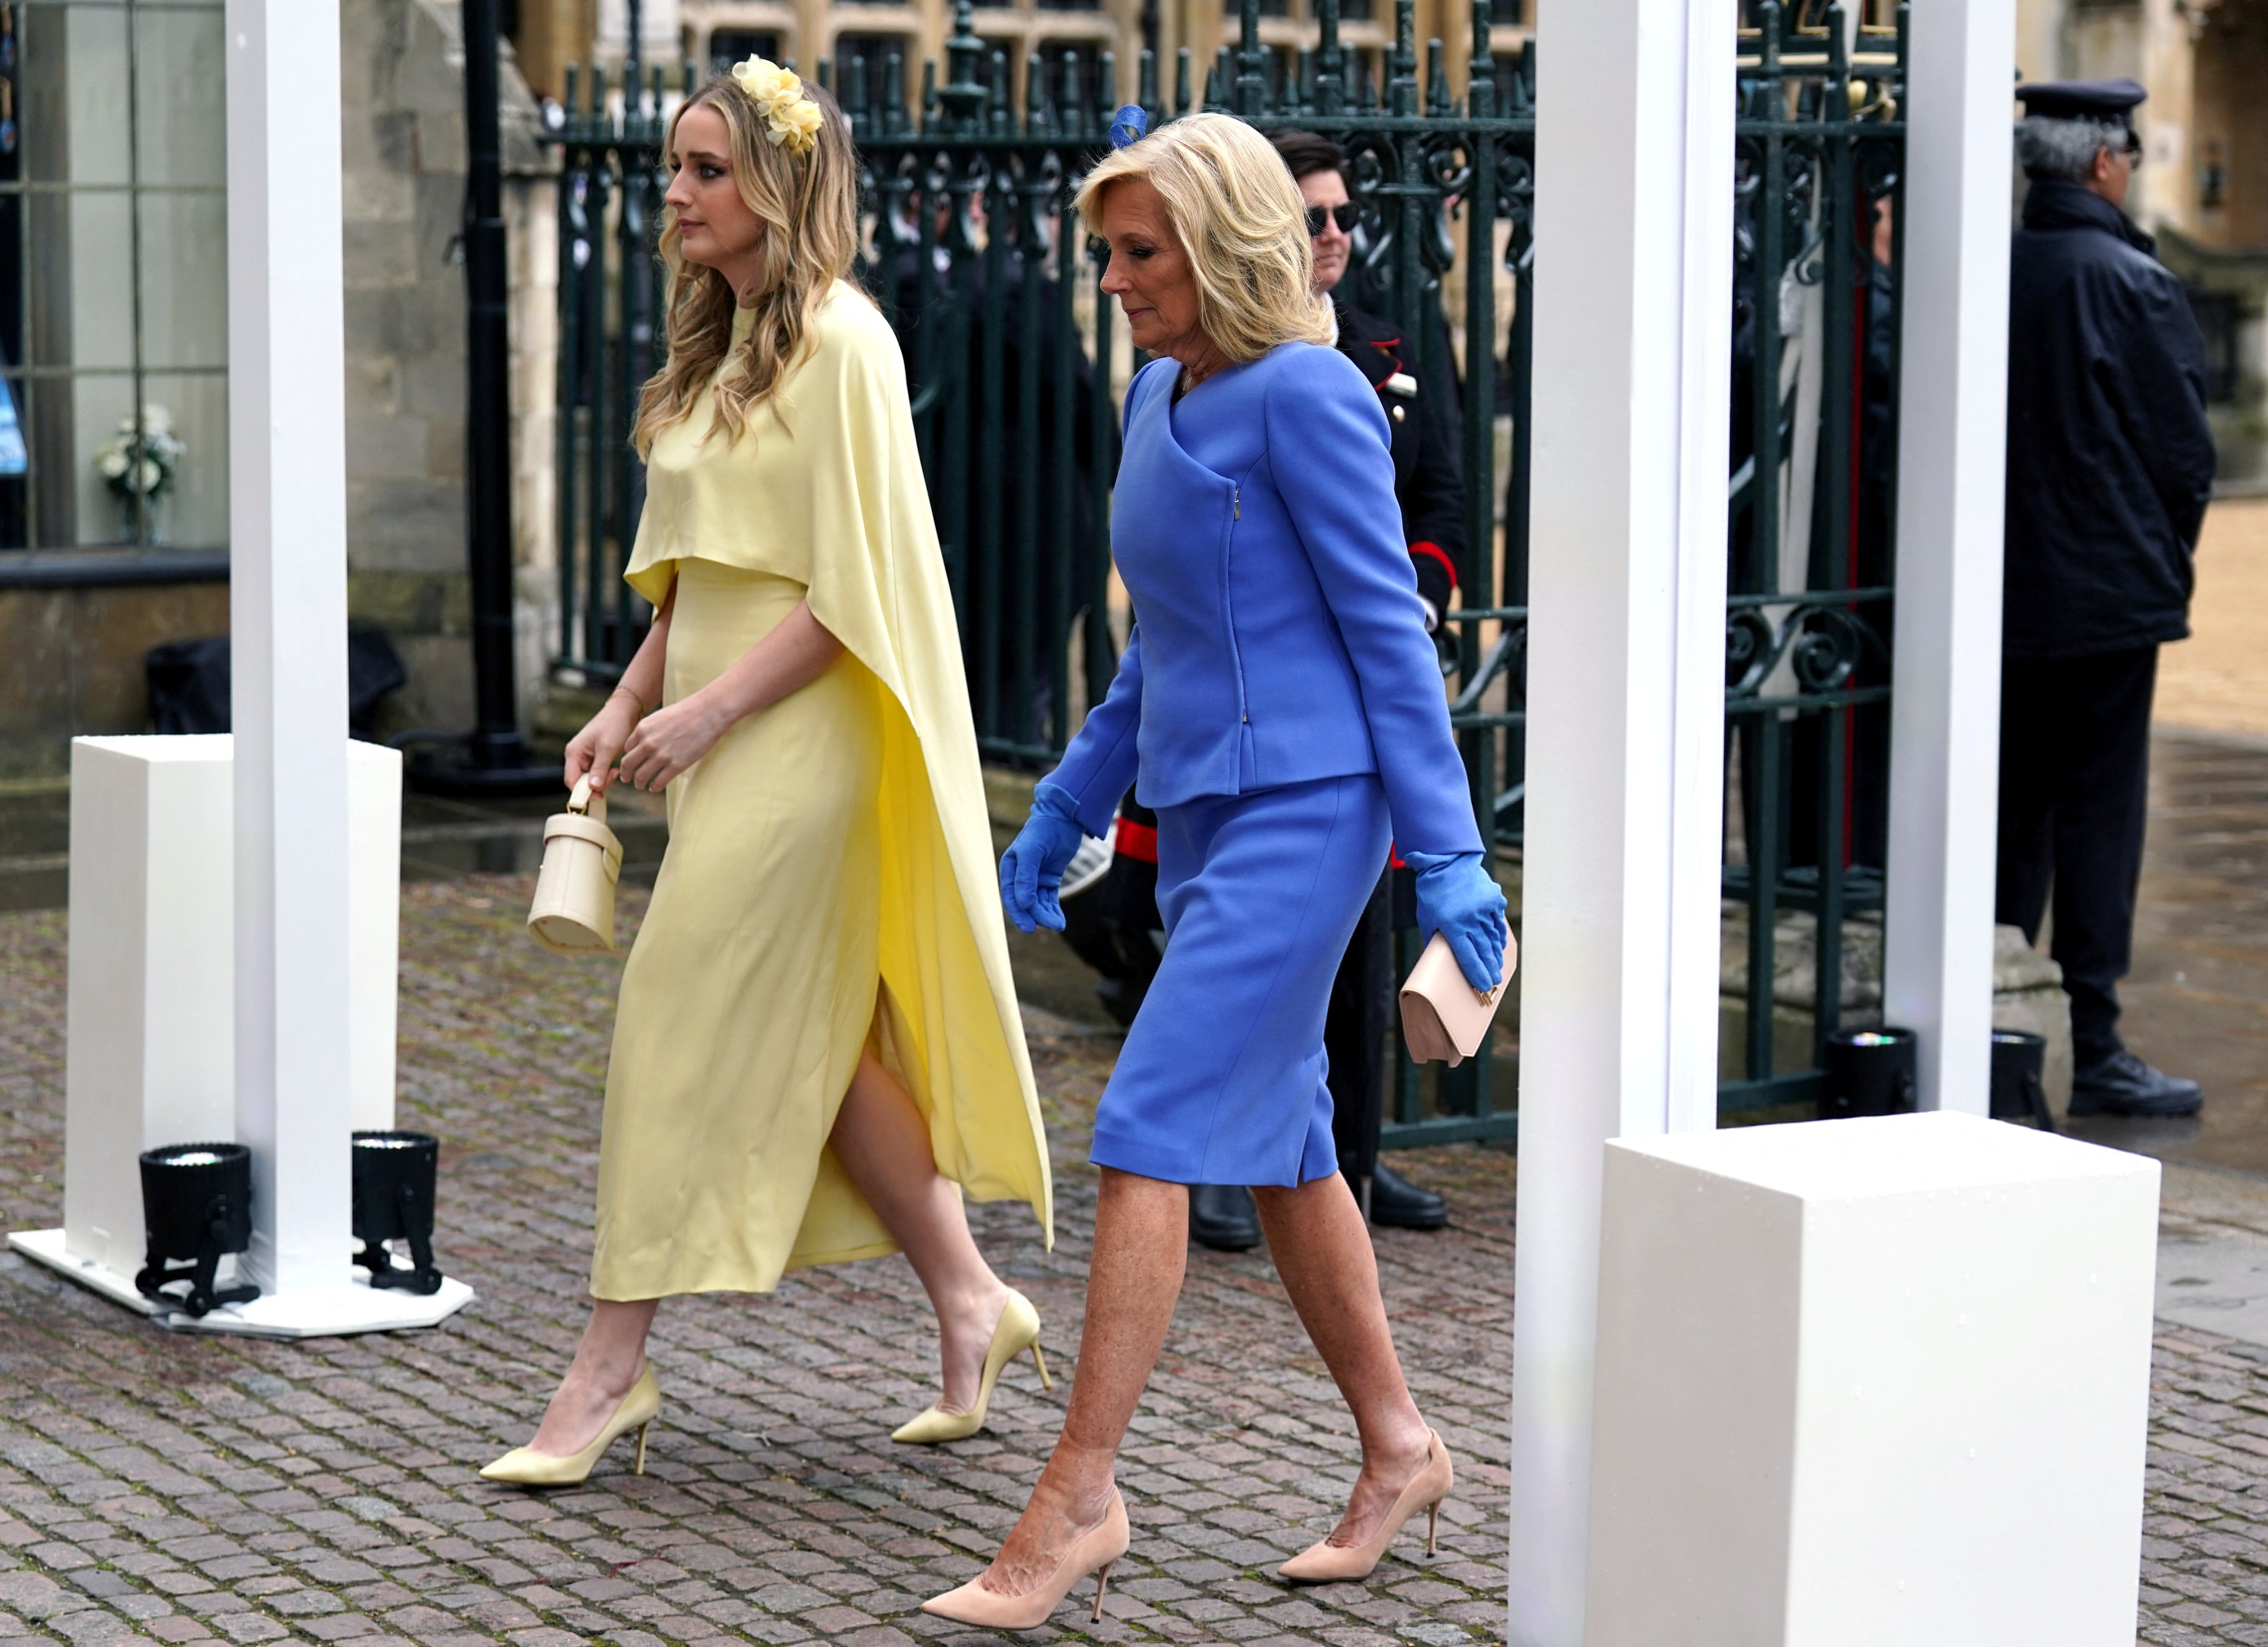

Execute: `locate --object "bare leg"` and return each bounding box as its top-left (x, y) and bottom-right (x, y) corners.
top-left (973, 1168), bottom-right (1186, 1596)
top-left (526, 1297), bottom-right (661, 1456)
top-left (1251, 1173), bottom-right (1434, 1546)
top-left (829, 1048), bottom-right (1011, 1412)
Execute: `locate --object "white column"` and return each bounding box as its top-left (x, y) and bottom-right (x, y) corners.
top-left (1507, 0), bottom-right (1734, 1638)
top-left (1882, 0), bottom-right (2014, 1117)
top-left (227, 0), bottom-right (354, 1298)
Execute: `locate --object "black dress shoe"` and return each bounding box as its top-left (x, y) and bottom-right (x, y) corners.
top-left (1189, 1183), bottom-right (1261, 1251)
top-left (1368, 1162), bottom-right (1448, 1230)
top-left (2068, 1050), bottom-right (2203, 1118)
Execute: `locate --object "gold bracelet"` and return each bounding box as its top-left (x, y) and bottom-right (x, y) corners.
top-left (609, 685), bottom-right (649, 716)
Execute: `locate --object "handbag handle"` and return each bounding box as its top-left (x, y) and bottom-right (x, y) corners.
top-left (567, 774), bottom-right (597, 816)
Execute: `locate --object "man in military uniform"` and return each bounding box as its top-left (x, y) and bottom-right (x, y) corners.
top-left (2001, 78), bottom-right (2217, 1117)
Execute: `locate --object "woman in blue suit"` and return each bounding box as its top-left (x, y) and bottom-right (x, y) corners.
top-left (922, 113), bottom-right (1508, 1629)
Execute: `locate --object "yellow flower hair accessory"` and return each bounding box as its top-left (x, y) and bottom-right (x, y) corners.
top-left (730, 56), bottom-right (823, 159)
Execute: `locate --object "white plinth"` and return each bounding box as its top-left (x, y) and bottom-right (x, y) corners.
top-left (8, 1228), bottom-right (471, 1338)
top-left (1586, 1111), bottom-right (2159, 1647)
top-left (45, 735), bottom-right (436, 1331)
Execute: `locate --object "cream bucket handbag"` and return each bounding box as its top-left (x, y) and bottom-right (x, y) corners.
top-left (528, 775), bottom-right (623, 953)
top-left (1398, 929), bottom-right (1517, 1067)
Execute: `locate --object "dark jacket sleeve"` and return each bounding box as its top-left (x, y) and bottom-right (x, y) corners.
top-left (2097, 270), bottom-right (2217, 552)
top-left (1402, 369), bottom-right (1466, 617)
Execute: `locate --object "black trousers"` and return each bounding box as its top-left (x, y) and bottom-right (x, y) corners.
top-left (1325, 872), bottom-right (1395, 1187)
top-left (1994, 645), bottom-right (2158, 1068)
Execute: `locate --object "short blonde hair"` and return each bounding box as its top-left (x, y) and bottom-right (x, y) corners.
top-left (1075, 112), bottom-right (1333, 364)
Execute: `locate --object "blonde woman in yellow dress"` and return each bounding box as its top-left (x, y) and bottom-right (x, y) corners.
top-left (480, 61), bottom-right (1052, 1486)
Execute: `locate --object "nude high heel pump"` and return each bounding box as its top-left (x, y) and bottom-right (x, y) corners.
top-left (891, 1288), bottom-right (1051, 1444)
top-left (1277, 1427), bottom-right (1454, 1583)
top-left (921, 1485), bottom-right (1129, 1629)
top-left (479, 1364), bottom-right (663, 1486)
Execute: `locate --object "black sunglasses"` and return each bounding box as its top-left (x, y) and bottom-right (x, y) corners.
top-left (1305, 202), bottom-right (1359, 237)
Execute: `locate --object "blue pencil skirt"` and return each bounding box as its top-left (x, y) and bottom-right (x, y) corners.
top-left (1089, 772), bottom-right (1392, 1187)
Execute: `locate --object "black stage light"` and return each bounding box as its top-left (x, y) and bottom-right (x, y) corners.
top-left (1818, 1026), bottom-right (1918, 1119)
top-left (135, 1143), bottom-right (261, 1318)
top-left (351, 1131), bottom-right (445, 1295)
top-left (1989, 1029), bottom-right (2056, 1132)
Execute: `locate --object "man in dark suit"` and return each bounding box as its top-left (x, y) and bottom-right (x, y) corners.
top-left (2000, 78), bottom-right (2217, 1117)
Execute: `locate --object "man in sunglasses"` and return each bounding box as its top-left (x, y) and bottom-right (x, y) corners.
top-left (2000, 78), bottom-right (2216, 1118)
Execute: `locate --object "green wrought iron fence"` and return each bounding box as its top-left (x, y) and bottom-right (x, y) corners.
top-left (1722, 0), bottom-right (1904, 1112)
top-left (544, 0), bottom-right (1904, 1147)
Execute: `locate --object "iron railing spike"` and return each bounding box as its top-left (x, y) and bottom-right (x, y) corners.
top-left (1469, 0), bottom-right (1495, 120)
top-left (941, 0), bottom-right (984, 135)
top-left (989, 48), bottom-right (1012, 136)
top-left (1390, 0), bottom-right (1419, 117)
top-left (1065, 48), bottom-right (1089, 138)
top-left (1237, 0), bottom-right (1266, 116)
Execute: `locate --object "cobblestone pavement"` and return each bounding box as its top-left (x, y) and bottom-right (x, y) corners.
top-left (10, 880), bottom-right (2268, 1644)
top-left (0, 880), bottom-right (1515, 1647)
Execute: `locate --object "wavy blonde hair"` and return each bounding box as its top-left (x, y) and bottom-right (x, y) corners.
top-left (1074, 112), bottom-right (1333, 364)
top-left (632, 74), bottom-right (859, 455)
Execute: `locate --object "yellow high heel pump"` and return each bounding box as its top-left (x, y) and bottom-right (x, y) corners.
top-left (891, 1288), bottom-right (1051, 1444)
top-left (479, 1364), bottom-right (663, 1486)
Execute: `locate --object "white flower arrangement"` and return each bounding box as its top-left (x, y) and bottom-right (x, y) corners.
top-left (92, 405), bottom-right (185, 500)
top-left (730, 56), bottom-right (823, 158)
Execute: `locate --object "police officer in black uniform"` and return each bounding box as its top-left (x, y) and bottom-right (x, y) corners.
top-left (2001, 78), bottom-right (2217, 1117)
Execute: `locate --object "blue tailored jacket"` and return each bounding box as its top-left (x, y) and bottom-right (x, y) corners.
top-left (1048, 342), bottom-right (1483, 859)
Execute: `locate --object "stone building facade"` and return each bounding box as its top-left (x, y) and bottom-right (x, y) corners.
top-left (509, 0), bottom-right (1530, 124)
top-left (0, 0), bottom-right (557, 774)
top-left (342, 0), bottom-right (558, 740)
top-left (2018, 0), bottom-right (2268, 483)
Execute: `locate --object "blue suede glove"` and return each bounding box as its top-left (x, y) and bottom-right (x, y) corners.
top-left (1404, 849), bottom-right (1510, 992)
top-left (999, 780), bottom-right (1089, 933)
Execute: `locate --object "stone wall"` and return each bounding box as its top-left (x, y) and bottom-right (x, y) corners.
top-left (0, 579), bottom-right (232, 775)
top-left (0, 1), bottom-right (557, 774)
top-left (342, 0), bottom-right (555, 741)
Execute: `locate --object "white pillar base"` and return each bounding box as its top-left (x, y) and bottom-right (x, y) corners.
top-left (28, 734), bottom-right (462, 1334)
top-left (1586, 1111), bottom-right (2158, 1647)
top-left (8, 1228), bottom-right (472, 1337)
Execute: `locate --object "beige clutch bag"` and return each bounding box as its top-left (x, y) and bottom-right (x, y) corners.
top-left (527, 775), bottom-right (623, 954)
top-left (1399, 930), bottom-right (1517, 1066)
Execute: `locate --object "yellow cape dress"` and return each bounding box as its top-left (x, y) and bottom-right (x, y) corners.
top-left (589, 282), bottom-right (1050, 1300)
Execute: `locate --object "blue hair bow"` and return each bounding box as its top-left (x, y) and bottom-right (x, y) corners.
top-left (1109, 105), bottom-right (1148, 150)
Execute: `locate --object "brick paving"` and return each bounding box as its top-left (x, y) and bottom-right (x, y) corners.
top-left (10, 879), bottom-right (2267, 1643)
top-left (0, 880), bottom-right (1515, 1647)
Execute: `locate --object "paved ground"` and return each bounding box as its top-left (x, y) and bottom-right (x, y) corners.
top-left (0, 878), bottom-right (1517, 1647)
top-left (2158, 498), bottom-right (2268, 740)
top-left (2063, 732), bottom-right (2268, 1180)
top-left (3, 498), bottom-right (2268, 1644)
top-left (5, 881), bottom-right (2268, 1647)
